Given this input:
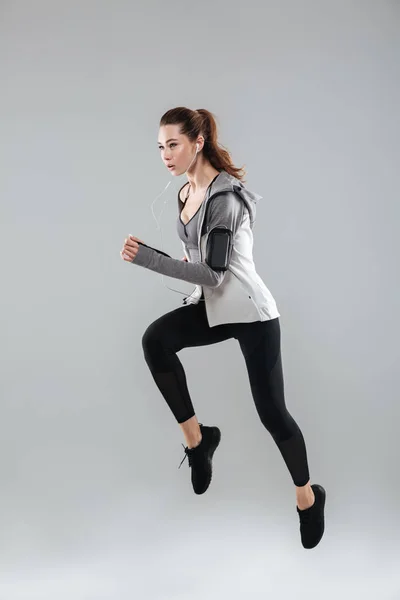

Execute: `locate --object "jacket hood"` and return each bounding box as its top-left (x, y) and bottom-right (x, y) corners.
top-left (207, 170), bottom-right (262, 228)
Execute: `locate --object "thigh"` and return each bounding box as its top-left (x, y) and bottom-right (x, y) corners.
top-left (142, 301), bottom-right (234, 353)
top-left (235, 317), bottom-right (284, 405)
top-left (234, 317), bottom-right (281, 362)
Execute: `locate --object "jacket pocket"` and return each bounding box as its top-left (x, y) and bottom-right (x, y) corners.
top-left (229, 270), bottom-right (262, 319)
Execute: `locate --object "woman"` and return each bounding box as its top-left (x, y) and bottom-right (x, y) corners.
top-left (120, 107), bottom-right (326, 549)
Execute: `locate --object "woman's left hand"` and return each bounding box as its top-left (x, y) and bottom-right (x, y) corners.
top-left (120, 234), bottom-right (145, 262)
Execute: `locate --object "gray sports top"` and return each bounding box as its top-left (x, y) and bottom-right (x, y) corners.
top-left (176, 182), bottom-right (202, 264)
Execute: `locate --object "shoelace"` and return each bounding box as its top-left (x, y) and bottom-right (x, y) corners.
top-left (298, 509), bottom-right (313, 524)
top-left (178, 443), bottom-right (195, 469)
top-left (178, 426), bottom-right (204, 469)
top-left (298, 500), bottom-right (317, 524)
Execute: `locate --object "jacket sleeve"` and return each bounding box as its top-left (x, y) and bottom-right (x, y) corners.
top-left (130, 191), bottom-right (244, 288)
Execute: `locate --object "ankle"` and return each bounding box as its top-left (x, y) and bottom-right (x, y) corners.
top-left (186, 433), bottom-right (202, 449)
top-left (179, 416), bottom-right (203, 449)
top-left (296, 486), bottom-right (315, 510)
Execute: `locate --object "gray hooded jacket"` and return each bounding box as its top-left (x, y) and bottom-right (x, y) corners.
top-left (132, 170), bottom-right (280, 327)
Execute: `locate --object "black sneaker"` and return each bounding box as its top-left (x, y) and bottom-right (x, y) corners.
top-left (297, 484), bottom-right (326, 549)
top-left (178, 424), bottom-right (221, 495)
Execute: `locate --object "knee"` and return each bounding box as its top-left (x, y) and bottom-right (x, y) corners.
top-left (141, 323), bottom-right (160, 356)
top-left (260, 409), bottom-right (295, 443)
top-left (142, 323), bottom-right (172, 371)
top-left (141, 324), bottom-right (152, 350)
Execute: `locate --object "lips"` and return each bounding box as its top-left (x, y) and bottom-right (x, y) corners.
top-left (167, 165), bottom-right (175, 169)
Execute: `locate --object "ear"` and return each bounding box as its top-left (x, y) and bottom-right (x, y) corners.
top-left (196, 136), bottom-right (205, 152)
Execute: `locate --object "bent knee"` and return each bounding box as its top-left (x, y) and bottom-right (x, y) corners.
top-left (141, 322), bottom-right (161, 353)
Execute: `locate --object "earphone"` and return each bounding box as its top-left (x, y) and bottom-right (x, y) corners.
top-left (150, 141), bottom-right (213, 302)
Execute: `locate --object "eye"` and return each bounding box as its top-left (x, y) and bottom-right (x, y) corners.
top-left (158, 143), bottom-right (177, 150)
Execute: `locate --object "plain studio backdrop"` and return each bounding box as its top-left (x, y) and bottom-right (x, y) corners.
top-left (1, 1), bottom-right (399, 598)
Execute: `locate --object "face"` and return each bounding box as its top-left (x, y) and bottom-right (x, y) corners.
top-left (158, 124), bottom-right (198, 176)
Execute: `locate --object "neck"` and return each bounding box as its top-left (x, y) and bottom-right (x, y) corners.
top-left (186, 158), bottom-right (220, 194)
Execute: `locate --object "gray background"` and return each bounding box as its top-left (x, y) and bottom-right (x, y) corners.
top-left (1, 1), bottom-right (399, 598)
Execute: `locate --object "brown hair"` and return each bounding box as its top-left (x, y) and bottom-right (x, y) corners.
top-left (159, 107), bottom-right (246, 181)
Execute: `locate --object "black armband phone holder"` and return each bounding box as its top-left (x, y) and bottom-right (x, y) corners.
top-left (205, 227), bottom-right (233, 271)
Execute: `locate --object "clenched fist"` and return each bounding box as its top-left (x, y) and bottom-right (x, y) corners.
top-left (120, 235), bottom-right (144, 262)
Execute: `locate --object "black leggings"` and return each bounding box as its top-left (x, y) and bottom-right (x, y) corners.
top-left (141, 301), bottom-right (310, 487)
